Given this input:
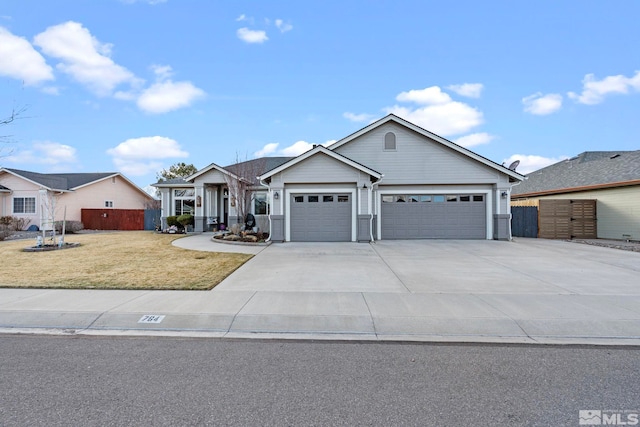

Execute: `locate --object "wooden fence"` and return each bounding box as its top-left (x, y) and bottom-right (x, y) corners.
top-left (510, 199), bottom-right (597, 239)
top-left (81, 209), bottom-right (145, 230)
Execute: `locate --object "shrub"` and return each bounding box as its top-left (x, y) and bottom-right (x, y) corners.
top-left (0, 216), bottom-right (32, 231)
top-left (166, 216), bottom-right (180, 228)
top-left (0, 224), bottom-right (11, 241)
top-left (54, 220), bottom-right (84, 234)
top-left (177, 214), bottom-right (194, 228)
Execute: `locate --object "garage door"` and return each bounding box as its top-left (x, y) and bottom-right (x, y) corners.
top-left (290, 194), bottom-right (351, 241)
top-left (381, 194), bottom-right (486, 239)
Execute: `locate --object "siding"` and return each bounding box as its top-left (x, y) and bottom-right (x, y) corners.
top-left (333, 122), bottom-right (502, 185)
top-left (515, 185), bottom-right (640, 240)
top-left (58, 176), bottom-right (150, 223)
top-left (0, 173), bottom-right (42, 227)
top-left (192, 169), bottom-right (227, 185)
top-left (276, 153), bottom-right (368, 184)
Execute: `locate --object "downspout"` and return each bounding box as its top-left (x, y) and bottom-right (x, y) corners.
top-left (370, 174), bottom-right (384, 242)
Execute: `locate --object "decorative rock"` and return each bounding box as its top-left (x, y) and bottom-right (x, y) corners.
top-left (244, 235), bottom-right (258, 242)
top-left (223, 234), bottom-right (241, 241)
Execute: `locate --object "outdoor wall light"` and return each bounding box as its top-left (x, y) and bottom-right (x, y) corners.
top-left (362, 183), bottom-right (367, 189)
top-left (501, 191), bottom-right (508, 198)
top-left (274, 191), bottom-right (279, 200)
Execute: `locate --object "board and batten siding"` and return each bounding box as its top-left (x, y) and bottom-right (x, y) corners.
top-left (332, 122), bottom-right (503, 185)
top-left (523, 186), bottom-right (640, 240)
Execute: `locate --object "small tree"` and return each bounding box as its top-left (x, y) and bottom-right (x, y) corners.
top-left (223, 154), bottom-right (266, 229)
top-left (156, 162), bottom-right (198, 182)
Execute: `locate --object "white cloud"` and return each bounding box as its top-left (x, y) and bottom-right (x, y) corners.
top-left (275, 19), bottom-right (293, 33)
top-left (343, 112), bottom-right (378, 123)
top-left (568, 71), bottom-right (640, 105)
top-left (107, 136), bottom-right (188, 176)
top-left (447, 83), bottom-right (483, 98)
top-left (150, 64), bottom-right (173, 81)
top-left (385, 102), bottom-right (483, 137)
top-left (454, 132), bottom-right (494, 148)
top-left (396, 86), bottom-right (451, 105)
top-left (236, 14), bottom-right (247, 22)
top-left (502, 154), bottom-right (568, 174)
top-left (33, 21), bottom-right (141, 96)
top-left (254, 142), bottom-right (279, 157)
top-left (237, 27), bottom-right (268, 44)
top-left (254, 140), bottom-right (335, 158)
top-left (522, 92), bottom-right (563, 115)
top-left (0, 27), bottom-right (54, 85)
top-left (137, 80), bottom-right (205, 114)
top-left (5, 141), bottom-right (77, 166)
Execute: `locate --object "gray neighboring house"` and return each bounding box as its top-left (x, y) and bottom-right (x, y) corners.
top-left (511, 150), bottom-right (640, 241)
top-left (155, 114), bottom-right (524, 241)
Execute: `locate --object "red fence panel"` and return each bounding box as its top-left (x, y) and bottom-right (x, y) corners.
top-left (81, 209), bottom-right (145, 230)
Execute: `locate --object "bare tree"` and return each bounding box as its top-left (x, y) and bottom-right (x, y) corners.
top-left (1, 106), bottom-right (28, 158)
top-left (223, 154), bottom-right (266, 229)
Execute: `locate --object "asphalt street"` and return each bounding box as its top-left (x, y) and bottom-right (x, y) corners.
top-left (1, 335), bottom-right (639, 426)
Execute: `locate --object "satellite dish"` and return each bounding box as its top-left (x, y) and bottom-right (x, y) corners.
top-left (508, 160), bottom-right (520, 171)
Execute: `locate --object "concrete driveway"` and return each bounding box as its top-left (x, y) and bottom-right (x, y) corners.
top-left (212, 238), bottom-right (640, 343)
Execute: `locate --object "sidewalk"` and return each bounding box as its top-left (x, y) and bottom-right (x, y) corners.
top-left (1, 234), bottom-right (639, 345)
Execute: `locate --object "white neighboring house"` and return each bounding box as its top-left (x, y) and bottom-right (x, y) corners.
top-left (154, 115), bottom-right (524, 241)
top-left (0, 168), bottom-right (154, 230)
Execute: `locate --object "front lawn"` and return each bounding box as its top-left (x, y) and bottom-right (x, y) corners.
top-left (0, 231), bottom-right (252, 290)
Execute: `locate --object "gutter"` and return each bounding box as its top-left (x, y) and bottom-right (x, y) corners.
top-left (370, 174), bottom-right (384, 242)
top-left (511, 179), bottom-right (640, 200)
top-left (259, 177), bottom-right (273, 242)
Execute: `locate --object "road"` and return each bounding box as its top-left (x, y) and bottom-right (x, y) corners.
top-left (1, 335), bottom-right (638, 426)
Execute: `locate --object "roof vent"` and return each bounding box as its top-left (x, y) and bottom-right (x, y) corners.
top-left (610, 154), bottom-right (621, 159)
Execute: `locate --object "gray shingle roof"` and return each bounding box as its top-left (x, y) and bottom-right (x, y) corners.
top-left (512, 150), bottom-right (640, 196)
top-left (224, 157), bottom-right (294, 185)
top-left (4, 168), bottom-right (116, 190)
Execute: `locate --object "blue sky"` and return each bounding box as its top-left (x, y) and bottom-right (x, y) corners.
top-left (1, 0), bottom-right (639, 194)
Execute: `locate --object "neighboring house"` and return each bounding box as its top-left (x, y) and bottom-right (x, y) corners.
top-left (155, 115), bottom-right (523, 241)
top-left (0, 168), bottom-right (154, 230)
top-left (511, 151), bottom-right (640, 241)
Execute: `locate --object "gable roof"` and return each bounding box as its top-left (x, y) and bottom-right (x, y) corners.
top-left (225, 157), bottom-right (293, 185)
top-left (512, 150), bottom-right (640, 197)
top-left (0, 184), bottom-right (10, 193)
top-left (0, 168), bottom-right (153, 199)
top-left (259, 145), bottom-right (382, 182)
top-left (328, 114), bottom-right (524, 182)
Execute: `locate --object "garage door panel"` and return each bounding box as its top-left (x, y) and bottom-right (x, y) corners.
top-left (381, 195), bottom-right (486, 239)
top-left (291, 194), bottom-right (351, 241)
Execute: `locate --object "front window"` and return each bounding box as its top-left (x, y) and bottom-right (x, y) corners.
top-left (174, 189), bottom-right (195, 216)
top-left (13, 197), bottom-right (36, 214)
top-left (105, 200), bottom-right (114, 208)
top-left (254, 192), bottom-right (268, 215)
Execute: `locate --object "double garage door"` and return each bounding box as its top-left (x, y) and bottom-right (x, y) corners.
top-left (290, 193), bottom-right (352, 241)
top-left (381, 194), bottom-right (486, 239)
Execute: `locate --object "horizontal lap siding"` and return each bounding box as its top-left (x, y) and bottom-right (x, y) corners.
top-left (280, 153), bottom-right (365, 183)
top-left (333, 123), bottom-right (501, 185)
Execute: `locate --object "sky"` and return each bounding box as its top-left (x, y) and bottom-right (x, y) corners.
top-left (1, 0), bottom-right (639, 195)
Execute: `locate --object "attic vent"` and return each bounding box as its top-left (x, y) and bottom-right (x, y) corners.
top-left (384, 132), bottom-right (396, 150)
top-left (610, 154), bottom-right (621, 159)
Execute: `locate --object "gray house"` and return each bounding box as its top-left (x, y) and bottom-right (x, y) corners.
top-left (155, 114), bottom-right (524, 241)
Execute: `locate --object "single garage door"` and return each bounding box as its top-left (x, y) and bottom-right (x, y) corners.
top-left (290, 194), bottom-right (351, 241)
top-left (381, 194), bottom-right (486, 239)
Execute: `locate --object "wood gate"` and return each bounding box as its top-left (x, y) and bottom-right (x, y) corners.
top-left (81, 209), bottom-right (145, 230)
top-left (538, 200), bottom-right (597, 239)
top-left (511, 206), bottom-right (538, 238)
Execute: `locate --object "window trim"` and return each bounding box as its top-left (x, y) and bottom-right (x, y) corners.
top-left (13, 196), bottom-right (36, 214)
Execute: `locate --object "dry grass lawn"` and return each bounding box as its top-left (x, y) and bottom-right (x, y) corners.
top-left (0, 231), bottom-right (252, 290)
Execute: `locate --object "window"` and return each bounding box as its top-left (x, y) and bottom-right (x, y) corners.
top-left (473, 195), bottom-right (484, 202)
top-left (420, 195), bottom-right (432, 202)
top-left (105, 200), bottom-right (114, 208)
top-left (338, 195), bottom-right (349, 203)
top-left (409, 195), bottom-right (420, 203)
top-left (459, 195), bottom-right (470, 202)
top-left (174, 188), bottom-right (195, 216)
top-left (382, 195), bottom-right (393, 203)
top-left (384, 132), bottom-right (396, 150)
top-left (394, 195), bottom-right (406, 203)
top-left (433, 195), bottom-right (445, 203)
top-left (446, 196), bottom-right (457, 202)
top-left (308, 196), bottom-right (319, 202)
top-left (13, 197), bottom-right (36, 214)
top-left (254, 192), bottom-right (268, 215)
top-left (294, 196), bottom-right (304, 203)
top-left (323, 195), bottom-right (333, 202)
